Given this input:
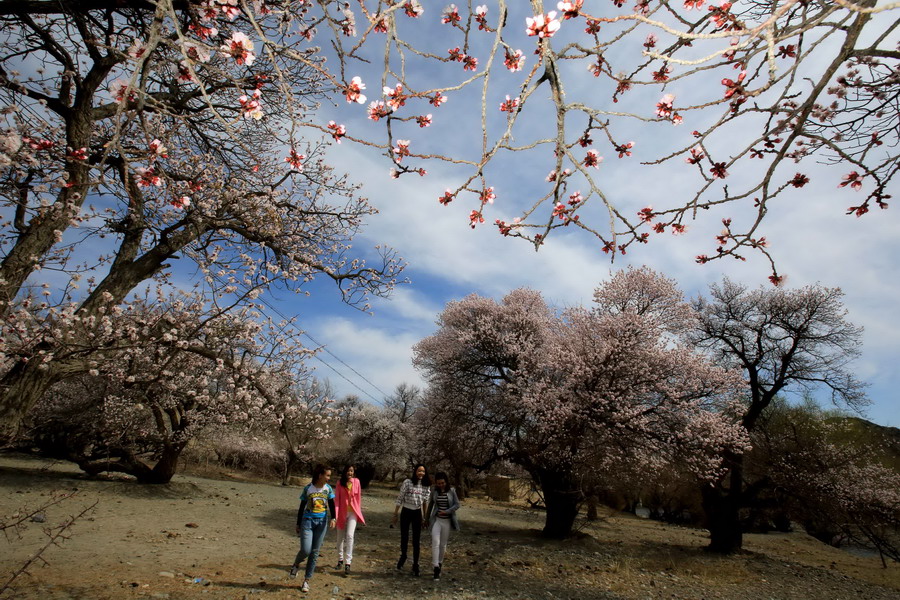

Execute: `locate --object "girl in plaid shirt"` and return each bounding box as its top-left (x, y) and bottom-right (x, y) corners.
top-left (390, 464), bottom-right (430, 576)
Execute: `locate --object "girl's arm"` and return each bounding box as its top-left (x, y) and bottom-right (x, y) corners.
top-left (296, 485), bottom-right (308, 529)
top-left (445, 489), bottom-right (461, 514)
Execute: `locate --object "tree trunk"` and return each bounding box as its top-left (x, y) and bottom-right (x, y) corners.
top-left (586, 495), bottom-right (599, 521)
top-left (0, 358), bottom-right (61, 444)
top-left (140, 443), bottom-right (184, 484)
top-left (537, 469), bottom-right (581, 539)
top-left (701, 454), bottom-right (745, 553)
top-left (77, 442), bottom-right (185, 484)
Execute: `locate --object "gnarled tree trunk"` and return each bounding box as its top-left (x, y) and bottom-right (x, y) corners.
top-left (537, 468), bottom-right (582, 539)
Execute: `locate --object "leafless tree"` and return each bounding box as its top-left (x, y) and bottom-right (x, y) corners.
top-left (690, 278), bottom-right (866, 552)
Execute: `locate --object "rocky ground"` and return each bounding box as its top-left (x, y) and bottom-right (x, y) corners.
top-left (1, 454), bottom-right (898, 600)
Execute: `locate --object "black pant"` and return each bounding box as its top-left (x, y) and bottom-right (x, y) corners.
top-left (399, 507), bottom-right (422, 564)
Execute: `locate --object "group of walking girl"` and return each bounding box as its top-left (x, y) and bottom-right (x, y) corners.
top-left (288, 462), bottom-right (460, 593)
top-left (391, 464), bottom-right (461, 580)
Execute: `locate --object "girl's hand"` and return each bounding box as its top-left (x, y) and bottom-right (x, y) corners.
top-left (295, 526), bottom-right (300, 535)
top-left (329, 518), bottom-right (336, 529)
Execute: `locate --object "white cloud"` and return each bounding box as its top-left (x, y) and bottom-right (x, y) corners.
top-left (307, 316), bottom-right (426, 403)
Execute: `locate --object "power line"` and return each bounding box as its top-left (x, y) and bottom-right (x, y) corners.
top-left (302, 329), bottom-right (391, 401)
top-left (255, 295), bottom-right (388, 406)
top-left (199, 269), bottom-right (389, 406)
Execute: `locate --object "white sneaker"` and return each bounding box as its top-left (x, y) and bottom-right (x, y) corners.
top-left (300, 580), bottom-right (310, 593)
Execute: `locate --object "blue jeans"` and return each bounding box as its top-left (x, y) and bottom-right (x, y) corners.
top-left (294, 516), bottom-right (328, 580)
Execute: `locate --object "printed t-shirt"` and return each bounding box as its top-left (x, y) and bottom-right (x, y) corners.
top-left (301, 483), bottom-right (335, 520)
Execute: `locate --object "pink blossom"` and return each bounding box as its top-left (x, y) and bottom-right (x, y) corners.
top-left (135, 167), bottom-right (161, 187)
top-left (615, 141), bottom-right (635, 158)
top-left (499, 95), bottom-right (519, 113)
top-left (393, 139), bottom-right (411, 160)
top-left (327, 121), bottom-right (346, 143)
top-left (149, 139), bottom-right (168, 158)
top-left (480, 187), bottom-right (496, 204)
top-left (109, 79), bottom-right (134, 103)
top-left (182, 41), bottom-right (212, 64)
top-left (474, 5), bottom-right (490, 30)
top-left (526, 12), bottom-right (561, 38)
top-left (656, 94), bottom-right (676, 118)
top-left (383, 83), bottom-right (406, 110)
top-left (221, 31), bottom-right (255, 66)
top-left (656, 94), bottom-right (683, 124)
top-left (416, 114), bottom-right (433, 127)
top-left (584, 149), bottom-right (602, 168)
top-left (710, 162), bottom-right (728, 178)
top-left (469, 210), bottom-right (484, 228)
top-left (367, 100), bottom-right (390, 121)
top-left (442, 4), bottom-right (461, 24)
top-left (504, 49), bottom-right (526, 72)
top-left (557, 1), bottom-right (583, 19)
top-left (127, 41), bottom-right (146, 60)
top-left (439, 190), bottom-right (454, 205)
top-left (638, 206), bottom-right (654, 223)
top-left (463, 55), bottom-right (478, 71)
top-left (684, 0), bottom-right (705, 9)
top-left (721, 70), bottom-right (747, 99)
top-left (172, 196), bottom-right (191, 209)
top-left (403, 0), bottom-right (424, 18)
top-left (24, 137), bottom-right (55, 151)
top-left (67, 147), bottom-right (88, 161)
top-left (238, 89), bottom-right (263, 120)
top-left (430, 93), bottom-right (448, 107)
top-left (285, 149), bottom-right (306, 170)
top-left (839, 171), bottom-right (863, 191)
top-left (188, 22), bottom-right (218, 40)
top-left (345, 76), bottom-right (367, 104)
top-left (686, 146), bottom-right (705, 164)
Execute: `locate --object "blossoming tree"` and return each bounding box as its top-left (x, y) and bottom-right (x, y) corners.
top-left (204, 0), bottom-right (894, 283)
top-left (24, 293), bottom-right (317, 483)
top-left (746, 400), bottom-right (900, 564)
top-left (0, 1), bottom-right (404, 441)
top-left (413, 268), bottom-right (749, 539)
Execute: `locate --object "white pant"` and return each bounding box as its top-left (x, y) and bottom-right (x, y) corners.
top-left (336, 513), bottom-right (358, 564)
top-left (431, 518), bottom-right (451, 567)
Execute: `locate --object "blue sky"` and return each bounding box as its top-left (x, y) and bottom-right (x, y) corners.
top-left (278, 139), bottom-right (899, 428)
top-left (266, 4), bottom-right (899, 428)
top-left (6, 2), bottom-right (895, 429)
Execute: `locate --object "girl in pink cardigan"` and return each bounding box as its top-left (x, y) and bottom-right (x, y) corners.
top-left (334, 464), bottom-right (366, 574)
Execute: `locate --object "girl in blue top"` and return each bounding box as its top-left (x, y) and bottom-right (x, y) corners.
top-left (289, 464), bottom-right (336, 593)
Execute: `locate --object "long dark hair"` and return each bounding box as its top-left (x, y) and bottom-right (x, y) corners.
top-left (339, 464), bottom-right (354, 488)
top-left (410, 463), bottom-right (431, 487)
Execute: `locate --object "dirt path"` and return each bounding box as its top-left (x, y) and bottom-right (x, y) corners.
top-left (2, 454), bottom-right (898, 599)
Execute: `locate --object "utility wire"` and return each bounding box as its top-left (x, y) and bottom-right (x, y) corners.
top-left (255, 295), bottom-right (388, 406)
top-left (198, 268), bottom-right (389, 406)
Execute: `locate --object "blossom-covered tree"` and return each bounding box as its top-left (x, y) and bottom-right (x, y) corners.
top-left (344, 401), bottom-right (411, 485)
top-left (690, 279), bottom-right (867, 552)
top-left (0, 1), bottom-right (404, 441)
top-left (24, 293), bottom-right (314, 483)
top-left (747, 400), bottom-right (900, 565)
top-left (270, 377), bottom-right (336, 485)
top-left (414, 268), bottom-right (748, 538)
top-left (205, 0), bottom-right (896, 280)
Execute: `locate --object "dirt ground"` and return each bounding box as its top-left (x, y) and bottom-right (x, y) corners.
top-left (1, 454), bottom-right (898, 600)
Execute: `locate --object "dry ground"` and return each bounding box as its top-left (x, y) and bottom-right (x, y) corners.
top-left (1, 454), bottom-right (898, 600)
